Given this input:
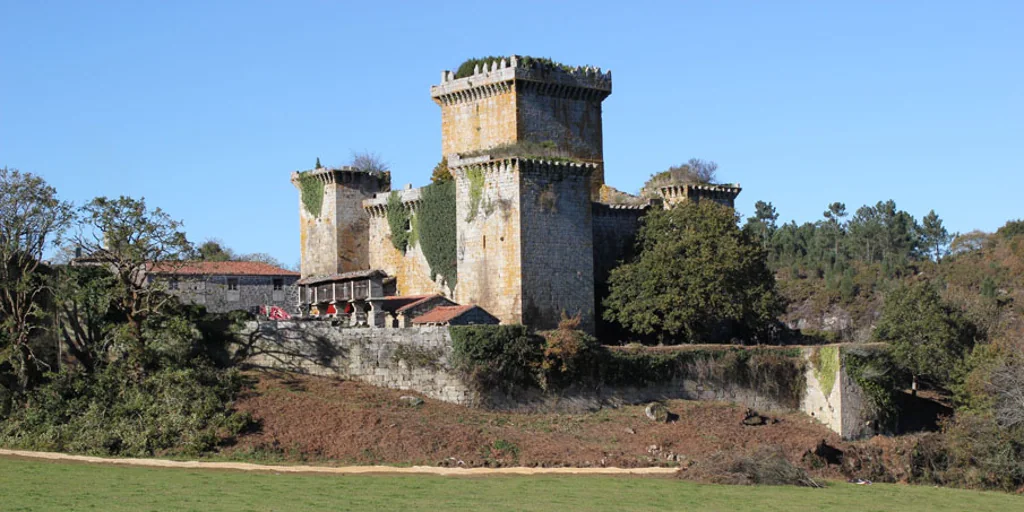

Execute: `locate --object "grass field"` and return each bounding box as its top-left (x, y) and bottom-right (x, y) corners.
top-left (0, 456), bottom-right (1019, 511)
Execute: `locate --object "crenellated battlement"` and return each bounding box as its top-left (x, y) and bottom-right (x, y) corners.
top-left (658, 183), bottom-right (742, 208)
top-left (290, 166), bottom-right (386, 188)
top-left (431, 55), bottom-right (612, 106)
top-left (363, 186), bottom-right (423, 217)
top-left (448, 153), bottom-right (598, 177)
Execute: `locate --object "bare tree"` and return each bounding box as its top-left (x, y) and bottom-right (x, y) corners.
top-left (0, 168), bottom-right (74, 390)
top-left (73, 196), bottom-right (193, 362)
top-left (990, 355), bottom-right (1024, 428)
top-left (641, 158), bottom-right (720, 197)
top-left (350, 150), bottom-right (389, 174)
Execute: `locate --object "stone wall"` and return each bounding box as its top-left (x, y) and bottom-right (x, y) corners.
top-left (452, 159), bottom-right (524, 325)
top-left (438, 86), bottom-right (517, 157)
top-left (364, 188), bottom-right (448, 297)
top-left (517, 82), bottom-right (605, 161)
top-left (161, 275), bottom-right (299, 314)
top-left (242, 321), bottom-right (875, 439)
top-left (241, 321), bottom-right (472, 404)
top-left (801, 346), bottom-right (874, 440)
top-left (519, 161), bottom-right (596, 332)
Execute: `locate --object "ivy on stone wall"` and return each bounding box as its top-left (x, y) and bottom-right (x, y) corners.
top-left (386, 191), bottom-right (411, 253)
top-left (417, 180), bottom-right (457, 290)
top-left (811, 346), bottom-right (840, 397)
top-left (465, 167), bottom-right (485, 221)
top-left (843, 346), bottom-right (903, 430)
top-left (296, 172), bottom-right (324, 218)
top-left (451, 324), bottom-right (808, 408)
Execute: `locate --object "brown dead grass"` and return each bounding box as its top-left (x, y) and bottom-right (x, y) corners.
top-left (225, 372), bottom-right (851, 477)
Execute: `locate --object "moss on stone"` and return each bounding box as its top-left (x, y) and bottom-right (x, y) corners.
top-left (811, 346), bottom-right (840, 397)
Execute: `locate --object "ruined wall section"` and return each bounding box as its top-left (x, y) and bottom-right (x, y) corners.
top-left (451, 157), bottom-right (523, 325)
top-left (519, 160), bottom-right (597, 332)
top-left (294, 168), bottom-right (381, 279)
top-left (364, 188), bottom-right (447, 297)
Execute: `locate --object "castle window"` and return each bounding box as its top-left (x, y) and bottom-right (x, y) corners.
top-left (227, 278), bottom-right (239, 291)
top-left (273, 278), bottom-right (283, 291)
top-left (169, 279), bottom-right (179, 291)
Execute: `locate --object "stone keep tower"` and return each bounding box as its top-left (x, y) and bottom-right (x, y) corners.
top-left (431, 56), bottom-right (612, 200)
top-left (292, 167), bottom-right (384, 278)
top-left (434, 57), bottom-right (611, 333)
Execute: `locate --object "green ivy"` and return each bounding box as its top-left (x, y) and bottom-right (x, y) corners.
top-left (811, 346), bottom-right (840, 397)
top-left (296, 172), bottom-right (324, 218)
top-left (417, 180), bottom-right (457, 289)
top-left (386, 191), bottom-right (411, 253)
top-left (843, 346), bottom-right (903, 429)
top-left (465, 167), bottom-right (485, 221)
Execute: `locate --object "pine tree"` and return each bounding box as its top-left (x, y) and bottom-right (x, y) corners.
top-left (315, 157), bottom-right (322, 169)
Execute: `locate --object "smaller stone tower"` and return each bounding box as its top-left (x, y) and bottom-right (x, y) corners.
top-left (656, 183), bottom-right (742, 209)
top-left (292, 167), bottom-right (386, 279)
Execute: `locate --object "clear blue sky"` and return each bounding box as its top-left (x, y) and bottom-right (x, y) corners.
top-left (3, 1), bottom-right (1022, 267)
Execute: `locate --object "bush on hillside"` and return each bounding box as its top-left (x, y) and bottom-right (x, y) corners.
top-left (450, 325), bottom-right (544, 393)
top-left (0, 361), bottom-right (252, 457)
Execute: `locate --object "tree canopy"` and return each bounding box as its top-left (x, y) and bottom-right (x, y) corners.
top-left (873, 281), bottom-right (977, 389)
top-left (603, 201), bottom-right (785, 344)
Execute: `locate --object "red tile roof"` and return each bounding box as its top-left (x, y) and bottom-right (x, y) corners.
top-left (297, 269), bottom-right (387, 286)
top-left (380, 294), bottom-right (435, 313)
top-left (411, 305), bottom-right (476, 325)
top-left (395, 295), bottom-right (451, 314)
top-left (148, 261), bottom-right (299, 277)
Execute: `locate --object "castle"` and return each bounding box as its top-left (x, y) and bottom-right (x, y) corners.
top-left (292, 56), bottom-right (741, 334)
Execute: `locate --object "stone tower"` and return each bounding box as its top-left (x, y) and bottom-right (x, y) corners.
top-left (431, 56), bottom-right (612, 200)
top-left (447, 155), bottom-right (597, 333)
top-left (292, 167), bottom-right (385, 278)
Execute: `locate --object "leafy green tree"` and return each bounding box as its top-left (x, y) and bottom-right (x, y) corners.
top-left (0, 168), bottom-right (74, 391)
top-left (822, 202), bottom-right (848, 265)
top-left (603, 201), bottom-right (785, 344)
top-left (74, 196), bottom-right (193, 364)
top-left (197, 239), bottom-right (234, 261)
top-left (743, 200), bottom-right (779, 250)
top-left (921, 210), bottom-right (952, 262)
top-left (55, 265), bottom-right (119, 374)
top-left (874, 281), bottom-right (977, 391)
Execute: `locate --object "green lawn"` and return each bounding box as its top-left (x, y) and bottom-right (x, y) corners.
top-left (0, 456), bottom-right (1019, 512)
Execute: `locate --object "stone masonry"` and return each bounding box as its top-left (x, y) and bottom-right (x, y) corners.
top-left (241, 321), bottom-right (874, 439)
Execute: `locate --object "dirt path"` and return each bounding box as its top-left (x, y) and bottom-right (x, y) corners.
top-left (0, 449), bottom-right (680, 477)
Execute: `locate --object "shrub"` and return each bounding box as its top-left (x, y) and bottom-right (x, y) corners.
top-left (682, 446), bottom-right (820, 487)
top-left (454, 56), bottom-right (504, 78)
top-left (450, 325), bottom-right (544, 393)
top-left (0, 361), bottom-right (251, 457)
top-left (538, 314), bottom-right (603, 390)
